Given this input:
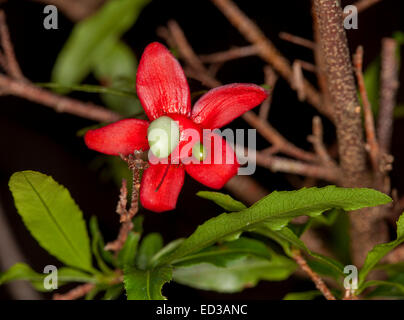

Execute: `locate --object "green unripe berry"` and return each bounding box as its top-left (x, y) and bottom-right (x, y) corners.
top-left (192, 142), bottom-right (207, 161)
top-left (147, 116), bottom-right (180, 158)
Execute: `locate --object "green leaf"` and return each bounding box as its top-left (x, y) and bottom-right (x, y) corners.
top-left (136, 233), bottom-right (163, 270)
top-left (197, 191), bottom-right (247, 211)
top-left (52, 0), bottom-right (149, 86)
top-left (103, 283), bottom-right (124, 300)
top-left (123, 266), bottom-right (172, 300)
top-left (255, 226), bottom-right (345, 278)
top-left (172, 237), bottom-right (272, 267)
top-left (283, 290), bottom-right (323, 300)
top-left (173, 255), bottom-right (296, 293)
top-left (0, 263), bottom-right (95, 292)
top-left (150, 238), bottom-right (185, 268)
top-left (359, 212), bottom-right (404, 287)
top-left (364, 273), bottom-right (404, 298)
top-left (9, 171), bottom-right (93, 272)
top-left (89, 216), bottom-right (115, 273)
top-left (159, 186), bottom-right (391, 266)
top-left (117, 231), bottom-right (141, 269)
top-left (358, 280), bottom-right (404, 296)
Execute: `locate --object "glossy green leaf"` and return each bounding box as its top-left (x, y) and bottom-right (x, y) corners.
top-left (283, 290), bottom-right (322, 300)
top-left (159, 186), bottom-right (391, 266)
top-left (197, 191), bottom-right (247, 212)
top-left (123, 266), bottom-right (172, 300)
top-left (136, 233), bottom-right (163, 270)
top-left (9, 171), bottom-right (93, 272)
top-left (173, 255), bottom-right (296, 293)
top-left (172, 237), bottom-right (272, 267)
top-left (52, 0), bottom-right (149, 86)
top-left (359, 212), bottom-right (404, 287)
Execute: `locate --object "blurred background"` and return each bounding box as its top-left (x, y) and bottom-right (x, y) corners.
top-left (0, 0), bottom-right (403, 299)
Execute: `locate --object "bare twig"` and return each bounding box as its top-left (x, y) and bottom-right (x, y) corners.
top-left (291, 249), bottom-right (336, 300)
top-left (259, 66), bottom-right (277, 120)
top-left (105, 152), bottom-right (147, 252)
top-left (0, 10), bottom-right (25, 80)
top-left (199, 45), bottom-right (259, 64)
top-left (352, 0), bottom-right (382, 13)
top-left (292, 60), bottom-right (306, 101)
top-left (210, 0), bottom-right (330, 119)
top-left (353, 46), bottom-right (380, 172)
top-left (53, 283), bottom-right (95, 300)
top-left (377, 38), bottom-right (399, 154)
top-left (278, 32), bottom-right (316, 50)
top-left (0, 74), bottom-right (121, 122)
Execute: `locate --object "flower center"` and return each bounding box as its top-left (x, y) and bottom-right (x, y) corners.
top-left (147, 116), bottom-right (180, 158)
top-left (192, 142), bottom-right (207, 161)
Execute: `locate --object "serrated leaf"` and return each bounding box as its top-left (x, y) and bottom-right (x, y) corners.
top-left (123, 266), bottom-right (172, 300)
top-left (359, 213), bottom-right (404, 287)
top-left (197, 191), bottom-right (247, 211)
top-left (172, 237), bottom-right (272, 267)
top-left (158, 186), bottom-right (390, 266)
top-left (117, 231), bottom-right (140, 269)
top-left (9, 171), bottom-right (92, 272)
top-left (283, 290), bottom-right (323, 300)
top-left (52, 0), bottom-right (149, 86)
top-left (136, 233), bottom-right (163, 270)
top-left (173, 255), bottom-right (296, 293)
top-left (0, 263), bottom-right (95, 292)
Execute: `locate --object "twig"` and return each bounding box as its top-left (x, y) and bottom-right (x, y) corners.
top-left (252, 150), bottom-right (340, 183)
top-left (377, 38), bottom-right (399, 154)
top-left (53, 283), bottom-right (95, 300)
top-left (242, 111), bottom-right (317, 162)
top-left (307, 116), bottom-right (337, 168)
top-left (105, 152), bottom-right (147, 252)
top-left (259, 66), bottom-right (277, 120)
top-left (353, 46), bottom-right (380, 172)
top-left (278, 32), bottom-right (316, 50)
top-left (0, 74), bottom-right (121, 122)
top-left (199, 45), bottom-right (259, 64)
top-left (0, 10), bottom-right (25, 80)
top-left (352, 0), bottom-right (382, 13)
top-left (292, 61), bottom-right (305, 101)
top-left (291, 249), bottom-right (336, 300)
top-left (210, 0), bottom-right (330, 119)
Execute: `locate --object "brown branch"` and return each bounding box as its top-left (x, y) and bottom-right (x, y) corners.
top-left (292, 60), bottom-right (306, 101)
top-left (291, 249), bottom-right (336, 300)
top-left (105, 152), bottom-right (147, 252)
top-left (252, 150), bottom-right (340, 183)
top-left (259, 66), bottom-right (277, 120)
top-left (352, 0), bottom-right (382, 13)
top-left (278, 32), bottom-right (316, 50)
top-left (377, 38), bottom-right (399, 154)
top-left (0, 74), bottom-right (121, 122)
top-left (53, 283), bottom-right (95, 300)
top-left (353, 46), bottom-right (380, 172)
top-left (0, 10), bottom-right (25, 80)
top-left (307, 116), bottom-right (337, 168)
top-left (199, 45), bottom-right (259, 64)
top-left (242, 111), bottom-right (317, 162)
top-left (210, 0), bottom-right (330, 119)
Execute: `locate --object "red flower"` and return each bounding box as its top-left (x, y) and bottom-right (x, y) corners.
top-left (85, 42), bottom-right (268, 212)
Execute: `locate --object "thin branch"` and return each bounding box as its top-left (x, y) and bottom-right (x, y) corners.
top-left (259, 66), bottom-right (277, 120)
top-left (210, 0), bottom-right (330, 119)
top-left (278, 32), bottom-right (316, 50)
top-left (292, 60), bottom-right (306, 101)
top-left (199, 45), bottom-right (259, 64)
top-left (307, 116), bottom-right (337, 168)
top-left (53, 283), bottom-right (95, 300)
top-left (242, 111), bottom-right (317, 162)
top-left (352, 0), bottom-right (382, 13)
top-left (0, 10), bottom-right (25, 80)
top-left (377, 38), bottom-right (399, 154)
top-left (105, 152), bottom-right (147, 252)
top-left (353, 46), bottom-right (380, 172)
top-left (291, 249), bottom-right (336, 300)
top-left (0, 74), bottom-right (121, 122)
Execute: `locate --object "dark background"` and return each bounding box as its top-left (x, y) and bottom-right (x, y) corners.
top-left (0, 0), bottom-right (403, 299)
